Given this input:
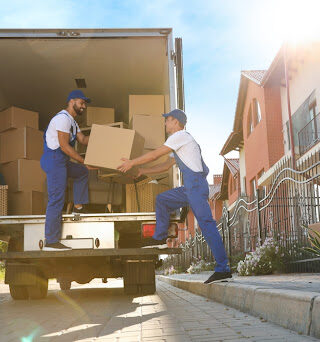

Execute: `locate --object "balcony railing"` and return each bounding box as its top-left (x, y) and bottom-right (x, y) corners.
top-left (298, 112), bottom-right (320, 155)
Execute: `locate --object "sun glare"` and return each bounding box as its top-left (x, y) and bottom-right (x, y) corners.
top-left (266, 0), bottom-right (320, 44)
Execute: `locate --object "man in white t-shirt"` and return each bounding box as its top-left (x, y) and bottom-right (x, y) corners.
top-left (40, 90), bottom-right (94, 251)
top-left (118, 109), bottom-right (231, 283)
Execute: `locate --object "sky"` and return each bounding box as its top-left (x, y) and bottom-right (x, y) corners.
top-left (1, 0), bottom-right (320, 180)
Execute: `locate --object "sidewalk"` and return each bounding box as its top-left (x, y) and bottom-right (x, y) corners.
top-left (158, 272), bottom-right (320, 339)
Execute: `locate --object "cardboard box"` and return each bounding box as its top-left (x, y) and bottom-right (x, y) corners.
top-left (83, 107), bottom-right (115, 126)
top-left (0, 106), bottom-right (39, 133)
top-left (130, 115), bottom-right (165, 149)
top-left (8, 191), bottom-right (45, 215)
top-left (84, 124), bottom-right (145, 172)
top-left (129, 95), bottom-right (164, 120)
top-left (1, 159), bottom-right (46, 192)
top-left (76, 122), bottom-right (128, 156)
top-left (126, 178), bottom-right (169, 212)
top-left (0, 127), bottom-right (43, 164)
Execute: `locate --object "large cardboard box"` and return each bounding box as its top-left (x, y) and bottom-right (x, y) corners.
top-left (1, 159), bottom-right (46, 192)
top-left (129, 95), bottom-right (164, 120)
top-left (84, 124), bottom-right (145, 172)
top-left (8, 191), bottom-right (45, 215)
top-left (0, 127), bottom-right (43, 164)
top-left (83, 107), bottom-right (115, 126)
top-left (130, 115), bottom-right (165, 149)
top-left (0, 106), bottom-right (39, 133)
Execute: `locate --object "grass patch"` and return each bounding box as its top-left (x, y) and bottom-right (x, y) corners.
top-left (0, 268), bottom-right (4, 283)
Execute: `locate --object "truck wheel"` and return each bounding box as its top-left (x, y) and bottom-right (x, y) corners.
top-left (27, 275), bottom-right (48, 299)
top-left (9, 285), bottom-right (28, 300)
top-left (59, 280), bottom-right (71, 291)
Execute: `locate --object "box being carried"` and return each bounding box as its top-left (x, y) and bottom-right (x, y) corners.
top-left (84, 124), bottom-right (145, 180)
top-left (0, 106), bottom-right (39, 133)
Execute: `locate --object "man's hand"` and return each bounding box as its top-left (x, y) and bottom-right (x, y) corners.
top-left (135, 168), bottom-right (145, 178)
top-left (117, 158), bottom-right (135, 173)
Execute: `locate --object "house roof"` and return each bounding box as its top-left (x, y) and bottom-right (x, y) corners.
top-left (217, 158), bottom-right (240, 200)
top-left (242, 70), bottom-right (266, 85)
top-left (209, 174), bottom-right (222, 200)
top-left (220, 70), bottom-right (266, 156)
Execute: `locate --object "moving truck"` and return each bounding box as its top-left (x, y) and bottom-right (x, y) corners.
top-left (0, 28), bottom-right (184, 299)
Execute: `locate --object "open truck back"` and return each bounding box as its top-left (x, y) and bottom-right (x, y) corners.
top-left (0, 28), bottom-right (184, 299)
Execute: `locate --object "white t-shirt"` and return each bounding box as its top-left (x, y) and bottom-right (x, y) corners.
top-left (164, 130), bottom-right (203, 172)
top-left (46, 110), bottom-right (80, 150)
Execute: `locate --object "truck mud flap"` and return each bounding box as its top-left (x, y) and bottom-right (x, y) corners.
top-left (123, 260), bottom-right (155, 295)
top-left (5, 263), bottom-right (37, 286)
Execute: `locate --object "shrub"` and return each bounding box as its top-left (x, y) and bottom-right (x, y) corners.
top-left (187, 259), bottom-right (215, 274)
top-left (237, 237), bottom-right (283, 276)
top-left (305, 228), bottom-right (320, 257)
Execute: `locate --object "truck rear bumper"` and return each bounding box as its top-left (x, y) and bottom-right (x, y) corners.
top-left (0, 247), bottom-right (181, 260)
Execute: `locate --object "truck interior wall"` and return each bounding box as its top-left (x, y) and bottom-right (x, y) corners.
top-left (0, 37), bottom-right (170, 129)
top-left (0, 34), bottom-right (175, 213)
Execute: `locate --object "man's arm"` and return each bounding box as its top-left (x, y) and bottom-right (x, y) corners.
top-left (76, 131), bottom-right (89, 145)
top-left (137, 157), bottom-right (176, 176)
top-left (58, 131), bottom-right (84, 163)
top-left (117, 145), bottom-right (172, 173)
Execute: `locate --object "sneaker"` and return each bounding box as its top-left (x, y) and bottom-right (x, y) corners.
top-left (204, 271), bottom-right (232, 284)
top-left (72, 206), bottom-right (89, 214)
top-left (43, 242), bottom-right (72, 251)
top-left (142, 238), bottom-right (168, 249)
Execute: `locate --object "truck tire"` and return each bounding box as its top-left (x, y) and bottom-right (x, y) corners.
top-left (59, 280), bottom-right (71, 291)
top-left (27, 275), bottom-right (48, 300)
top-left (9, 285), bottom-right (28, 300)
top-left (123, 260), bottom-right (156, 295)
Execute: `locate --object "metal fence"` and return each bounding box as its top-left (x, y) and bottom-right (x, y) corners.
top-left (163, 152), bottom-right (320, 273)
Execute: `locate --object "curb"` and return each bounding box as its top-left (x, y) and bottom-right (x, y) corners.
top-left (158, 275), bottom-right (320, 338)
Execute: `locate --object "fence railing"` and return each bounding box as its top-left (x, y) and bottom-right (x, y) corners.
top-left (163, 152), bottom-right (320, 273)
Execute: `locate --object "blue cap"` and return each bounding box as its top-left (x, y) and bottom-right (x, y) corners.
top-left (67, 90), bottom-right (91, 103)
top-left (162, 109), bottom-right (187, 126)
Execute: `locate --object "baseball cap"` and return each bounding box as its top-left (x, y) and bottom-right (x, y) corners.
top-left (67, 90), bottom-right (91, 103)
top-left (162, 109), bottom-right (187, 126)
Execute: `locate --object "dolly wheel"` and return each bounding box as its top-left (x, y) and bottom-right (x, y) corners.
top-left (9, 285), bottom-right (28, 300)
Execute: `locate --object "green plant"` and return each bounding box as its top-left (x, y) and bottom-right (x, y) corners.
top-left (237, 237), bottom-right (284, 276)
top-left (304, 228), bottom-right (320, 257)
top-left (187, 259), bottom-right (215, 274)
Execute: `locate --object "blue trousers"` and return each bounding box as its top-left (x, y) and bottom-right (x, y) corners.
top-left (41, 153), bottom-right (89, 244)
top-left (154, 186), bottom-right (230, 272)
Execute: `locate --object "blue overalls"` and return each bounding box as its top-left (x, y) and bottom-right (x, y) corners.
top-left (40, 110), bottom-right (89, 244)
top-left (154, 144), bottom-right (230, 273)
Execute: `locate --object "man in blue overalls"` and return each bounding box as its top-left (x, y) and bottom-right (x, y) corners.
top-left (41, 90), bottom-right (93, 251)
top-left (118, 109), bottom-right (231, 283)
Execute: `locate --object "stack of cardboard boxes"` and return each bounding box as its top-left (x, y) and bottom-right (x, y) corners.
top-left (82, 96), bottom-right (170, 212)
top-left (126, 95), bottom-right (170, 212)
top-left (0, 106), bottom-right (45, 215)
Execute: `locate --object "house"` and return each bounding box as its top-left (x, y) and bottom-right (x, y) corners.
top-left (220, 69), bottom-right (284, 198)
top-left (259, 42), bottom-right (320, 187)
top-left (216, 158), bottom-right (240, 209)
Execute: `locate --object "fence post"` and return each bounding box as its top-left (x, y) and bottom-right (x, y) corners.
top-left (226, 209), bottom-right (232, 259)
top-left (256, 188), bottom-right (263, 246)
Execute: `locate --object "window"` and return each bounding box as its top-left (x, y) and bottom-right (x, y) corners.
top-left (247, 106), bottom-right (253, 137)
top-left (253, 98), bottom-right (262, 125)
